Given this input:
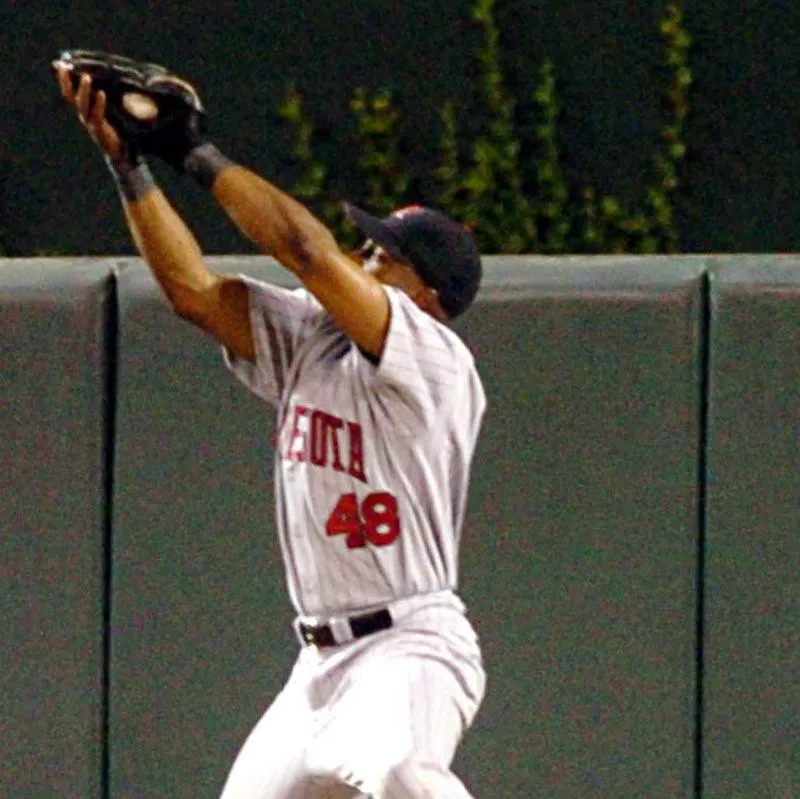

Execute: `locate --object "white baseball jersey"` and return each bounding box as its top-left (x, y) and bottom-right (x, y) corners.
top-left (224, 276), bottom-right (486, 618)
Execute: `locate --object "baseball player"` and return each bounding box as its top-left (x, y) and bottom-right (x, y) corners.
top-left (55, 57), bottom-right (487, 799)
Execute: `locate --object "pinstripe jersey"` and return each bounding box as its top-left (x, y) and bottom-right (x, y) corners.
top-left (224, 276), bottom-right (486, 617)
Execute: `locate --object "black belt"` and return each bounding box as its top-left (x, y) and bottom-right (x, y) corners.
top-left (298, 608), bottom-right (393, 648)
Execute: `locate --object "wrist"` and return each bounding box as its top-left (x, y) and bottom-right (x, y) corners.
top-left (183, 143), bottom-right (235, 191)
top-left (106, 156), bottom-right (157, 203)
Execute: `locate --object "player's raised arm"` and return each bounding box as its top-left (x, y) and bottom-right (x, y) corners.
top-left (164, 101), bottom-right (481, 353)
top-left (179, 150), bottom-right (483, 358)
top-left (207, 162), bottom-right (397, 357)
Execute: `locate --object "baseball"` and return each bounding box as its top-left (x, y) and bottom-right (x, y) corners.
top-left (121, 92), bottom-right (158, 121)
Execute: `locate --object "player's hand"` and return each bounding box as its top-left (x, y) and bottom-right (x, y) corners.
top-left (55, 65), bottom-right (126, 163)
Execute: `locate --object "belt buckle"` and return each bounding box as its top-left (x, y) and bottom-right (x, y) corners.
top-left (294, 618), bottom-right (320, 647)
top-left (297, 621), bottom-right (337, 648)
top-left (299, 623), bottom-right (318, 646)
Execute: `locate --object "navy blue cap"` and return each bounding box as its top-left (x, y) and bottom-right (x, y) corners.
top-left (345, 203), bottom-right (482, 318)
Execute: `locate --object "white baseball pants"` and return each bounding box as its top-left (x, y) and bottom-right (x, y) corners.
top-left (218, 593), bottom-right (485, 799)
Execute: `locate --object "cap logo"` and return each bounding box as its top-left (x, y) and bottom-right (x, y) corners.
top-left (392, 205), bottom-right (424, 220)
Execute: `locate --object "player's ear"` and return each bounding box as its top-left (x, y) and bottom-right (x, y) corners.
top-left (414, 285), bottom-right (447, 321)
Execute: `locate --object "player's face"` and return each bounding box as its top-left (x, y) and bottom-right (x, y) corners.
top-left (354, 239), bottom-right (445, 319)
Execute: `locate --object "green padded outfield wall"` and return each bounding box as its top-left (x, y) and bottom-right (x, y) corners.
top-left (0, 260), bottom-right (111, 799)
top-left (111, 257), bottom-right (703, 798)
top-left (703, 257), bottom-right (799, 799)
top-left (453, 257), bottom-right (704, 797)
top-left (4, 256), bottom-right (798, 797)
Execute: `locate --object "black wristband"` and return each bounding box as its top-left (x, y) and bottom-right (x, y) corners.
top-left (106, 157), bottom-right (157, 203)
top-left (183, 143), bottom-right (235, 191)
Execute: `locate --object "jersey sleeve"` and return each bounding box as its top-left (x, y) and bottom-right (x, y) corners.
top-left (368, 287), bottom-right (486, 433)
top-left (222, 275), bottom-right (321, 405)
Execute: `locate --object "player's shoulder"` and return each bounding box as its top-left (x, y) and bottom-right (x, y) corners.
top-left (239, 274), bottom-right (318, 304)
top-left (238, 275), bottom-right (325, 322)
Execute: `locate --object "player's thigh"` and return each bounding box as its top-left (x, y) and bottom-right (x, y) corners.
top-left (307, 655), bottom-right (470, 791)
top-left (219, 683), bottom-right (357, 799)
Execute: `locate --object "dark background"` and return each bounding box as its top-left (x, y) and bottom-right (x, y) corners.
top-left (0, 0), bottom-right (798, 257)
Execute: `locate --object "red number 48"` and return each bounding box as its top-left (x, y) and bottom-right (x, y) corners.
top-left (325, 492), bottom-right (400, 549)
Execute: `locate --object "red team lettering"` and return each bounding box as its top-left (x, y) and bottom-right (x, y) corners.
top-left (284, 405), bottom-right (368, 483)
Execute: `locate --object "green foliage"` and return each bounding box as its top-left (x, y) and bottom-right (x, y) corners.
top-left (453, 0), bottom-right (535, 253)
top-left (529, 59), bottom-right (571, 253)
top-left (350, 88), bottom-right (410, 217)
top-left (279, 1), bottom-right (693, 255)
top-left (434, 101), bottom-right (462, 214)
top-left (0, 152), bottom-right (7, 256)
top-left (651, 2), bottom-right (692, 252)
top-left (277, 84), bottom-right (342, 230)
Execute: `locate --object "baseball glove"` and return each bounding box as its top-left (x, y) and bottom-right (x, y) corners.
top-left (52, 49), bottom-right (207, 168)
